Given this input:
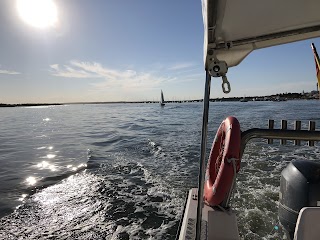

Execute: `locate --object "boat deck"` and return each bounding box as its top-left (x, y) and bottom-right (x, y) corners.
top-left (178, 188), bottom-right (239, 240)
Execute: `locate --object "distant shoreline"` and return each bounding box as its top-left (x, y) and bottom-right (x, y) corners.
top-left (0, 103), bottom-right (64, 108)
top-left (0, 94), bottom-right (318, 108)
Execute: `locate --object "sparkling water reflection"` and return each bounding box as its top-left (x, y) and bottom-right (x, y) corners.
top-left (25, 176), bottom-right (37, 186)
top-left (0, 101), bottom-right (319, 239)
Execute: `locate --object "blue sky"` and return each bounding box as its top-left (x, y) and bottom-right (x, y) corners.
top-left (0, 0), bottom-right (319, 103)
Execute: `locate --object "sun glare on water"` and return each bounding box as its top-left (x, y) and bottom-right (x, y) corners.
top-left (16, 0), bottom-right (58, 29)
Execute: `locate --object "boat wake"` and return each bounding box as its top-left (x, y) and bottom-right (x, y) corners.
top-left (0, 144), bottom-right (184, 239)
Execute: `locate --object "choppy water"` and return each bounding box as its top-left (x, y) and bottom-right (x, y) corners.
top-left (0, 101), bottom-right (319, 239)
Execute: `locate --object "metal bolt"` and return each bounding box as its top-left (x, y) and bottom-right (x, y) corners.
top-left (213, 65), bottom-right (220, 72)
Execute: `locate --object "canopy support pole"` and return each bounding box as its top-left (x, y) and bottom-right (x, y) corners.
top-left (195, 71), bottom-right (211, 240)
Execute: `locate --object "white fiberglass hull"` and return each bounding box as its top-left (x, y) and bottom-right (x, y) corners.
top-left (178, 188), bottom-right (239, 240)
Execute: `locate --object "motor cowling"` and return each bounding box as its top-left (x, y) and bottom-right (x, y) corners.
top-left (279, 160), bottom-right (320, 239)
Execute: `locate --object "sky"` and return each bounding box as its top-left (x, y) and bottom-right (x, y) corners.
top-left (0, 0), bottom-right (319, 104)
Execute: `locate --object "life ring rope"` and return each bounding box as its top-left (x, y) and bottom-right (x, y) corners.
top-left (215, 126), bottom-right (225, 174)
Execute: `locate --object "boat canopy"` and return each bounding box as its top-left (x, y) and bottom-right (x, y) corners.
top-left (202, 0), bottom-right (320, 70)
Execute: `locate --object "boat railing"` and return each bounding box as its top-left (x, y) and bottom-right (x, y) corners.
top-left (219, 120), bottom-right (320, 209)
top-left (218, 120), bottom-right (320, 213)
top-left (240, 119), bottom-right (320, 159)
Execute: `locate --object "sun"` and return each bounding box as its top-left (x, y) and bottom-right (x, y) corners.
top-left (16, 0), bottom-right (58, 29)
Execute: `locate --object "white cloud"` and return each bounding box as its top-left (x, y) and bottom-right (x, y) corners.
top-left (49, 64), bottom-right (59, 70)
top-left (50, 60), bottom-right (176, 90)
top-left (168, 62), bottom-right (196, 70)
top-left (0, 69), bottom-right (21, 75)
top-left (50, 63), bottom-right (96, 78)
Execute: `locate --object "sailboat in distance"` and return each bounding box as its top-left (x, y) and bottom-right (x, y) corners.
top-left (160, 90), bottom-right (165, 106)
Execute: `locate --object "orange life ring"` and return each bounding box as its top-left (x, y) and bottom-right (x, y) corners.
top-left (204, 116), bottom-right (241, 206)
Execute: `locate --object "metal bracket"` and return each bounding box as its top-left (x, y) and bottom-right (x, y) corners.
top-left (207, 50), bottom-right (228, 78)
top-left (207, 49), bottom-right (231, 94)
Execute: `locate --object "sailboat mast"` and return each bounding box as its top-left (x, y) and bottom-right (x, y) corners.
top-left (311, 43), bottom-right (320, 99)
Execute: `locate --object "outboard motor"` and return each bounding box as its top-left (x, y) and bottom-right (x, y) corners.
top-left (279, 160), bottom-right (320, 239)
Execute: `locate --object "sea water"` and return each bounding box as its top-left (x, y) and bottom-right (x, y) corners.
top-left (0, 101), bottom-right (319, 239)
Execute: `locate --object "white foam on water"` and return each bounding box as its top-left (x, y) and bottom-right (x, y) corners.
top-left (232, 141), bottom-right (320, 239)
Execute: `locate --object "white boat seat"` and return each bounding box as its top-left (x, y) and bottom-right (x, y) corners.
top-left (294, 207), bottom-right (320, 240)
